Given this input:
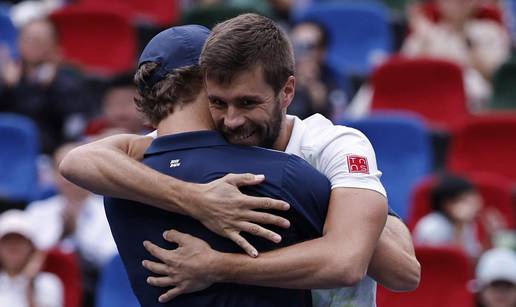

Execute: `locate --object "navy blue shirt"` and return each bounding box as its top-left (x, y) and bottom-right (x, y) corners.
top-left (104, 131), bottom-right (331, 307)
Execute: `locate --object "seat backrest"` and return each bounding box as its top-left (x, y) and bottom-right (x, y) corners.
top-left (377, 246), bottom-right (474, 307)
top-left (293, 2), bottom-right (393, 76)
top-left (342, 113), bottom-right (433, 219)
top-left (407, 172), bottom-right (515, 232)
top-left (50, 5), bottom-right (137, 77)
top-left (448, 114), bottom-right (516, 182)
top-left (80, 0), bottom-right (179, 26)
top-left (420, 2), bottom-right (504, 25)
top-left (0, 113), bottom-right (39, 202)
top-left (96, 254), bottom-right (140, 307)
top-left (490, 59), bottom-right (516, 110)
top-left (371, 57), bottom-right (469, 130)
top-left (42, 249), bottom-right (83, 307)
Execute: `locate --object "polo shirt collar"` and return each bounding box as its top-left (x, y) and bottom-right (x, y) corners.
top-left (145, 130), bottom-right (228, 155)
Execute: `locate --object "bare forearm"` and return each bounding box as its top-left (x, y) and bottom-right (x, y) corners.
top-left (213, 236), bottom-right (364, 289)
top-left (213, 189), bottom-right (387, 289)
top-left (59, 135), bottom-right (193, 215)
top-left (367, 216), bottom-right (420, 291)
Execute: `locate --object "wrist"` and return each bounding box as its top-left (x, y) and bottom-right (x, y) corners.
top-left (208, 251), bottom-right (235, 284)
top-left (173, 180), bottom-right (202, 217)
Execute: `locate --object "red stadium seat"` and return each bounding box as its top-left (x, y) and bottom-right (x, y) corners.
top-left (377, 246), bottom-right (474, 307)
top-left (420, 2), bottom-right (504, 26)
top-left (42, 249), bottom-right (83, 307)
top-left (448, 114), bottom-right (516, 182)
top-left (371, 57), bottom-right (468, 130)
top-left (407, 172), bottom-right (515, 232)
top-left (80, 0), bottom-right (180, 26)
top-left (50, 5), bottom-right (137, 76)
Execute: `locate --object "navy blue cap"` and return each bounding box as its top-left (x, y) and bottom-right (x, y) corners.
top-left (137, 25), bottom-right (210, 88)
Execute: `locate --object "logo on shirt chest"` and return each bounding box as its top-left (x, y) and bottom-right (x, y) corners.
top-left (347, 155), bottom-right (369, 174)
top-left (170, 159), bottom-right (181, 168)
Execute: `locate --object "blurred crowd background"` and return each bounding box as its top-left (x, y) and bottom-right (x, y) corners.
top-left (0, 0), bottom-right (516, 306)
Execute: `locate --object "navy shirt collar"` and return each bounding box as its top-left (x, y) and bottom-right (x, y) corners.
top-left (145, 130), bottom-right (228, 155)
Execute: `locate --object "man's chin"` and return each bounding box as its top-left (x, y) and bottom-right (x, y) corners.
top-left (226, 135), bottom-right (261, 147)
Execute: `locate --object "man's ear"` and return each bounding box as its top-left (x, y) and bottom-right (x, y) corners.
top-left (280, 76), bottom-right (296, 109)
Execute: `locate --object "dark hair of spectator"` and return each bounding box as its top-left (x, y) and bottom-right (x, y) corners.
top-left (106, 73), bottom-right (135, 91)
top-left (295, 20), bottom-right (330, 48)
top-left (133, 63), bottom-right (203, 126)
top-left (200, 13), bottom-right (295, 95)
top-left (430, 174), bottom-right (476, 213)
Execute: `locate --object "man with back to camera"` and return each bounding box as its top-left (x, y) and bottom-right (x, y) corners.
top-left (104, 24), bottom-right (332, 307)
top-left (60, 14), bottom-right (420, 307)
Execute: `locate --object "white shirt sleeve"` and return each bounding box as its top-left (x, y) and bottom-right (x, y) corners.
top-left (302, 115), bottom-right (387, 197)
top-left (34, 273), bottom-right (63, 307)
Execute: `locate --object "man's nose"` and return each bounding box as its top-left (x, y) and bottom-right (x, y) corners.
top-left (224, 107), bottom-right (246, 130)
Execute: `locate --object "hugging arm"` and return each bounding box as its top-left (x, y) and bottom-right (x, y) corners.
top-left (143, 187), bottom-right (388, 302)
top-left (59, 134), bottom-right (291, 256)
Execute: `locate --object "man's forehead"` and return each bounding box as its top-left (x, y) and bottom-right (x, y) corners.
top-left (205, 67), bottom-right (274, 100)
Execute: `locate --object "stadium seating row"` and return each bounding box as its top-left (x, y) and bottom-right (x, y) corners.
top-left (340, 112), bottom-right (516, 220)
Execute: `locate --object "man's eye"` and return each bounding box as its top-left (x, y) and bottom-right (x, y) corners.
top-left (210, 99), bottom-right (226, 107)
top-left (241, 100), bottom-right (256, 107)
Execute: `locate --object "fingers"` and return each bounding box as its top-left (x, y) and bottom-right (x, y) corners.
top-left (242, 195), bottom-right (290, 211)
top-left (162, 229), bottom-right (193, 246)
top-left (142, 260), bottom-right (169, 275)
top-left (222, 173), bottom-right (265, 187)
top-left (240, 222), bottom-right (282, 243)
top-left (159, 287), bottom-right (184, 303)
top-left (147, 276), bottom-right (175, 288)
top-left (143, 241), bottom-right (170, 262)
top-left (245, 211), bottom-right (290, 229)
top-left (227, 232), bottom-right (258, 258)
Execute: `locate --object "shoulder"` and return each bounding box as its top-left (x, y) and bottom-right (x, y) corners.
top-left (300, 114), bottom-right (372, 153)
top-left (284, 154), bottom-right (330, 185)
top-left (414, 212), bottom-right (454, 244)
top-left (467, 19), bottom-right (508, 39)
top-left (227, 144), bottom-right (294, 164)
top-left (282, 155), bottom-right (331, 207)
top-left (34, 272), bottom-right (63, 290)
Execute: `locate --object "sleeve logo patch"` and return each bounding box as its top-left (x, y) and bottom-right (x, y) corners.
top-left (347, 155), bottom-right (369, 174)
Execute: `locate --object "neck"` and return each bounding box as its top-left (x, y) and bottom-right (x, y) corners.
top-left (273, 115), bottom-right (295, 152)
top-left (157, 94), bottom-right (215, 137)
top-left (3, 267), bottom-right (22, 277)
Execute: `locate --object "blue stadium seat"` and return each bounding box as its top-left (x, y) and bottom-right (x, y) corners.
top-left (340, 113), bottom-right (433, 220)
top-left (0, 8), bottom-right (18, 59)
top-left (293, 1), bottom-right (393, 77)
top-left (96, 254), bottom-right (140, 307)
top-left (0, 113), bottom-right (39, 202)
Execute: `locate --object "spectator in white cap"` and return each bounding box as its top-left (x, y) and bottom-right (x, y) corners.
top-left (0, 209), bottom-right (63, 307)
top-left (475, 248), bottom-right (516, 307)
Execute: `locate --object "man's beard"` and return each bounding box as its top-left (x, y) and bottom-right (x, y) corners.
top-left (218, 102), bottom-right (283, 149)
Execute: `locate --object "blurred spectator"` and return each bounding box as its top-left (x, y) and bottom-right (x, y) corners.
top-left (26, 142), bottom-right (117, 307)
top-left (413, 174), bottom-right (484, 259)
top-left (181, 0), bottom-right (281, 31)
top-left (9, 0), bottom-right (63, 27)
top-left (0, 18), bottom-right (91, 154)
top-left (0, 209), bottom-right (63, 307)
top-left (84, 74), bottom-right (146, 137)
top-left (289, 21), bottom-right (347, 120)
top-left (402, 0), bottom-right (511, 110)
top-left (475, 248), bottom-right (516, 307)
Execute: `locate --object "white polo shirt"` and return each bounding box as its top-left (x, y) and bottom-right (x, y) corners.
top-left (285, 114), bottom-right (386, 307)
